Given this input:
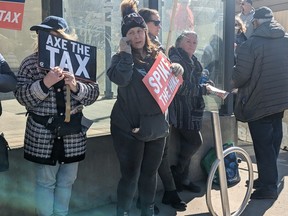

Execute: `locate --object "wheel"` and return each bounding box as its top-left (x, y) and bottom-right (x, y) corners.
top-left (206, 146), bottom-right (254, 216)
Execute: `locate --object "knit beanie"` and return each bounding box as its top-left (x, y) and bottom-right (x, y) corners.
top-left (120, 0), bottom-right (147, 37)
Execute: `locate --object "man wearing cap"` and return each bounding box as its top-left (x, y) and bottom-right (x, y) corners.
top-left (232, 6), bottom-right (288, 199)
top-left (238, 0), bottom-right (254, 38)
top-left (14, 16), bottom-right (99, 215)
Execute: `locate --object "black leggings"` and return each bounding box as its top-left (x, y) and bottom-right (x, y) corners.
top-left (111, 124), bottom-right (165, 213)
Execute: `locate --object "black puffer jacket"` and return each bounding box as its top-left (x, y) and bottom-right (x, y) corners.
top-left (232, 20), bottom-right (288, 122)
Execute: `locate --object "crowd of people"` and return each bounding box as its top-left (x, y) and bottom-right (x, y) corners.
top-left (1, 0), bottom-right (287, 215)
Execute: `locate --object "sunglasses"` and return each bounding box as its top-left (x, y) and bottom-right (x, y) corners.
top-left (148, 20), bottom-right (161, 26)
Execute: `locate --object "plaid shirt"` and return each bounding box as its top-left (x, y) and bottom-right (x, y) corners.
top-left (14, 53), bottom-right (99, 165)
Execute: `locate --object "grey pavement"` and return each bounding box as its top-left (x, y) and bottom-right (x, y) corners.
top-left (69, 141), bottom-right (288, 216)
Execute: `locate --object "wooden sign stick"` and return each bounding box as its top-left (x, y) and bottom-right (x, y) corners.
top-left (64, 85), bottom-right (71, 122)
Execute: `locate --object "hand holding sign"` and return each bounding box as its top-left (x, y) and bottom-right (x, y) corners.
top-left (142, 52), bottom-right (183, 113)
top-left (170, 63), bottom-right (184, 77)
top-left (63, 71), bottom-right (78, 93)
top-left (43, 67), bottom-right (65, 88)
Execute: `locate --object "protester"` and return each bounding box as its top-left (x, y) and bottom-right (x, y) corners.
top-left (138, 8), bottom-right (163, 51)
top-left (14, 16), bottom-right (99, 215)
top-left (238, 0), bottom-right (254, 38)
top-left (138, 8), bottom-right (186, 212)
top-left (107, 1), bottom-right (183, 215)
top-left (168, 30), bottom-right (209, 193)
top-left (232, 6), bottom-right (288, 199)
top-left (0, 53), bottom-right (17, 115)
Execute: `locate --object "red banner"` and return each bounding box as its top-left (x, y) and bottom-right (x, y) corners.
top-left (0, 0), bottom-right (25, 30)
top-left (143, 52), bottom-right (183, 113)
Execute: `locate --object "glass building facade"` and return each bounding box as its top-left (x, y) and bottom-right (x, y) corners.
top-left (1, 0), bottom-right (287, 138)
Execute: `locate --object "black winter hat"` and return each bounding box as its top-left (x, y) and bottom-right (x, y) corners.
top-left (30, 16), bottom-right (69, 33)
top-left (120, 0), bottom-right (147, 37)
top-left (253, 6), bottom-right (273, 20)
top-left (121, 12), bottom-right (147, 37)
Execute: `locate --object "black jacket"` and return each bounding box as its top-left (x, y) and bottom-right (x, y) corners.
top-left (233, 20), bottom-right (288, 122)
top-left (168, 47), bottom-right (205, 130)
top-left (107, 52), bottom-right (167, 135)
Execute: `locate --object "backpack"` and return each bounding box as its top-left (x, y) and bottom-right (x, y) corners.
top-left (201, 142), bottom-right (241, 187)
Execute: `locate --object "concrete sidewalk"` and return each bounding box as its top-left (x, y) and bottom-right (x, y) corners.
top-left (1, 98), bottom-right (287, 216)
top-left (69, 142), bottom-right (288, 216)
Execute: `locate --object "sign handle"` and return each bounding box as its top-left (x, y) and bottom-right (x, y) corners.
top-left (165, 0), bottom-right (178, 55)
top-left (64, 85), bottom-right (71, 122)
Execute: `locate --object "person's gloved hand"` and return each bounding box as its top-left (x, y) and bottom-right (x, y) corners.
top-left (119, 37), bottom-right (131, 54)
top-left (171, 63), bottom-right (184, 77)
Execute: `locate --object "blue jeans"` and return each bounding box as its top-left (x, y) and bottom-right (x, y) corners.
top-left (35, 162), bottom-right (79, 216)
top-left (248, 113), bottom-right (283, 190)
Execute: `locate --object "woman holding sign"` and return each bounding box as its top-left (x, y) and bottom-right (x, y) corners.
top-left (14, 16), bottom-right (99, 216)
top-left (168, 30), bottom-right (211, 193)
top-left (107, 1), bottom-right (183, 216)
top-left (138, 8), bottom-right (186, 212)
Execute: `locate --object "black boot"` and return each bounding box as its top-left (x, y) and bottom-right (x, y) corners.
top-left (162, 190), bottom-right (186, 211)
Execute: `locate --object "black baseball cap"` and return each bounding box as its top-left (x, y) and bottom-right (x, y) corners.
top-left (30, 16), bottom-right (69, 33)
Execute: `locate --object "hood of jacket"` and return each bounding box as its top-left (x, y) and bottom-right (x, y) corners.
top-left (251, 20), bottom-right (285, 39)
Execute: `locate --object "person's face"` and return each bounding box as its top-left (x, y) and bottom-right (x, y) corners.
top-left (240, 1), bottom-right (252, 12)
top-left (179, 33), bottom-right (198, 57)
top-left (146, 14), bottom-right (161, 37)
top-left (126, 27), bottom-right (146, 50)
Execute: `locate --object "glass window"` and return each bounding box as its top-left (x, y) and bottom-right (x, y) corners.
top-left (160, 0), bottom-right (225, 111)
top-left (62, 0), bottom-right (145, 136)
top-left (0, 0), bottom-right (42, 148)
top-left (0, 0), bottom-right (42, 69)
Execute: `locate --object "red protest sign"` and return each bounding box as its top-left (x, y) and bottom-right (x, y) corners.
top-left (0, 0), bottom-right (25, 30)
top-left (143, 52), bottom-right (183, 113)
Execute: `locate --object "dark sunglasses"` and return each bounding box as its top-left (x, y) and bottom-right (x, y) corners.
top-left (148, 20), bottom-right (161, 26)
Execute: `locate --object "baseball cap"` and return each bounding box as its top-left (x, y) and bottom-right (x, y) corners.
top-left (30, 16), bottom-right (69, 33)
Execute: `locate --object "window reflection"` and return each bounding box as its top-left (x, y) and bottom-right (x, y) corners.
top-left (0, 0), bottom-right (228, 143)
top-left (161, 0), bottom-right (224, 111)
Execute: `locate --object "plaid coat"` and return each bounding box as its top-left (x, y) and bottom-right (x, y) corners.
top-left (14, 53), bottom-right (99, 165)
